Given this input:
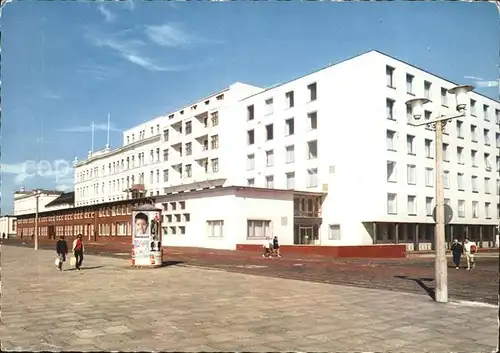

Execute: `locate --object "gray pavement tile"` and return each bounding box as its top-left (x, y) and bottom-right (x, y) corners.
top-left (2, 245), bottom-right (498, 353)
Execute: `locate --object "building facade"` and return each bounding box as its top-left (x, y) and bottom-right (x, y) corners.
top-left (13, 190), bottom-right (64, 216)
top-left (74, 82), bottom-right (262, 207)
top-left (17, 50), bottom-right (500, 250)
top-left (0, 215), bottom-right (17, 238)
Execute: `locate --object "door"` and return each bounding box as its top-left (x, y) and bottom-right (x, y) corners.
top-left (299, 226), bottom-right (313, 245)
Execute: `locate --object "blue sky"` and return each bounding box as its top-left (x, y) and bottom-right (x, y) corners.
top-left (1, 0), bottom-right (498, 213)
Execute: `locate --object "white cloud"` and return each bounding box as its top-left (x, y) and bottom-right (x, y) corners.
top-left (464, 76), bottom-right (499, 88)
top-left (92, 36), bottom-right (178, 72)
top-left (57, 123), bottom-right (122, 133)
top-left (98, 4), bottom-right (115, 23)
top-left (144, 23), bottom-right (222, 48)
top-left (41, 90), bottom-right (62, 100)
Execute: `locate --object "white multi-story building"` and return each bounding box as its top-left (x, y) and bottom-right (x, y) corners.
top-left (72, 50), bottom-right (500, 250)
top-left (74, 82), bottom-right (262, 206)
top-left (13, 190), bottom-right (64, 216)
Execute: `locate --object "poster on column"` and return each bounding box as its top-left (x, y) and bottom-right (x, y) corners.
top-left (132, 208), bottom-right (162, 267)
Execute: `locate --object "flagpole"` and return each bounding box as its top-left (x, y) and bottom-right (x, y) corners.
top-left (91, 121), bottom-right (95, 153)
top-left (106, 113), bottom-right (110, 149)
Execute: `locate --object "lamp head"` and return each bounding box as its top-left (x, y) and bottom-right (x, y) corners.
top-left (447, 85), bottom-right (474, 113)
top-left (405, 98), bottom-right (430, 120)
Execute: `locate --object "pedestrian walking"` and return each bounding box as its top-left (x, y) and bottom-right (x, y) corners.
top-left (72, 234), bottom-right (85, 270)
top-left (463, 238), bottom-right (477, 271)
top-left (262, 236), bottom-right (272, 258)
top-left (56, 236), bottom-right (68, 271)
top-left (450, 239), bottom-right (463, 269)
top-left (273, 236), bottom-right (282, 257)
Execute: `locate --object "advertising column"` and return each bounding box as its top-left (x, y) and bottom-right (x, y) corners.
top-left (132, 204), bottom-right (163, 267)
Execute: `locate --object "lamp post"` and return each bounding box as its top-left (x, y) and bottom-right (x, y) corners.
top-left (33, 189), bottom-right (42, 250)
top-left (406, 85), bottom-right (474, 303)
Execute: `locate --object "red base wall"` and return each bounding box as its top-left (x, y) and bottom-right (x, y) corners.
top-left (236, 244), bottom-right (407, 258)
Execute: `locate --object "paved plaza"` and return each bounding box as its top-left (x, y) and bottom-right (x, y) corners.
top-left (1, 246), bottom-right (498, 352)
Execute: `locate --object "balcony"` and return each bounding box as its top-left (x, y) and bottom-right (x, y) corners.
top-left (293, 195), bottom-right (323, 218)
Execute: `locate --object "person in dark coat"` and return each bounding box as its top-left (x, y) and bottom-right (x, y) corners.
top-left (450, 239), bottom-right (463, 269)
top-left (56, 236), bottom-right (69, 271)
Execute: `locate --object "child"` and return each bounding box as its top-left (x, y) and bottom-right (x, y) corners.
top-left (135, 212), bottom-right (149, 236)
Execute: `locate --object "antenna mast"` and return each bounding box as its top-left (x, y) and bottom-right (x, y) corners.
top-left (91, 121), bottom-right (95, 153)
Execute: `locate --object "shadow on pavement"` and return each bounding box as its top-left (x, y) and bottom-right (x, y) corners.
top-left (395, 275), bottom-right (435, 300)
top-left (63, 266), bottom-right (103, 271)
top-left (162, 260), bottom-right (184, 267)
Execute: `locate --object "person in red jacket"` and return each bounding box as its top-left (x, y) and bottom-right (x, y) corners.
top-left (72, 234), bottom-right (84, 270)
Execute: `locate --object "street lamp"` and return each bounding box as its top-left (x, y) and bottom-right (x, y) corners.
top-left (406, 84), bottom-right (474, 304)
top-left (33, 189), bottom-right (42, 250)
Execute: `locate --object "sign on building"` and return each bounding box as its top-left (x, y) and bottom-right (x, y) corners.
top-left (131, 204), bottom-right (163, 267)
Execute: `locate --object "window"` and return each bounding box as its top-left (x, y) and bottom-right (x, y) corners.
top-left (387, 193), bottom-right (397, 214)
top-left (207, 220), bottom-right (224, 237)
top-left (211, 158), bottom-right (219, 173)
top-left (308, 83), bottom-right (317, 101)
top-left (265, 175), bottom-right (274, 188)
top-left (497, 156), bottom-right (500, 172)
top-left (406, 74), bottom-right (414, 94)
top-left (266, 150), bottom-right (274, 167)
top-left (286, 172), bottom-right (295, 189)
top-left (497, 179), bottom-right (500, 195)
top-left (483, 104), bottom-right (489, 121)
top-left (407, 195), bottom-right (417, 215)
top-left (485, 202), bottom-right (491, 219)
top-left (211, 111), bottom-right (219, 126)
top-left (496, 132), bottom-right (500, 148)
top-left (185, 143), bottom-right (192, 156)
top-left (424, 110), bottom-right (432, 130)
top-left (472, 201), bottom-right (479, 218)
top-left (185, 164), bottom-right (192, 178)
top-left (285, 145), bottom-right (295, 163)
top-left (484, 177), bottom-right (491, 194)
top-left (265, 124), bottom-right (274, 140)
top-left (470, 99), bottom-right (476, 115)
top-left (425, 168), bottom-right (434, 187)
top-left (442, 143), bottom-right (449, 161)
top-left (471, 125), bottom-right (478, 142)
top-left (285, 118), bottom-right (295, 135)
top-left (406, 105), bottom-right (413, 123)
top-left (247, 220), bottom-right (271, 239)
top-left (471, 150), bottom-right (477, 167)
top-left (424, 81), bottom-right (431, 99)
top-left (441, 87), bottom-right (448, 106)
top-left (425, 197), bottom-right (434, 216)
top-left (484, 129), bottom-right (490, 145)
top-left (247, 130), bottom-right (255, 145)
top-left (484, 153), bottom-right (491, 170)
top-left (216, 94), bottom-right (224, 100)
top-left (246, 154), bottom-right (255, 170)
top-left (184, 121), bottom-right (192, 135)
top-left (247, 178), bottom-right (255, 186)
top-left (471, 175), bottom-right (478, 193)
top-left (387, 161), bottom-right (397, 183)
top-left (386, 66), bottom-right (394, 87)
top-left (457, 172), bottom-right (464, 190)
top-left (149, 171), bottom-right (154, 184)
top-left (456, 120), bottom-right (463, 138)
top-left (307, 140), bottom-right (318, 159)
top-left (328, 224), bottom-right (341, 241)
top-left (386, 99), bottom-right (395, 120)
top-left (307, 168), bottom-right (318, 187)
top-left (407, 164), bottom-right (416, 185)
top-left (156, 170), bottom-right (160, 183)
top-left (457, 147), bottom-right (464, 164)
top-left (247, 105), bottom-right (255, 121)
top-left (406, 135), bottom-right (415, 155)
top-left (496, 109), bottom-right (500, 125)
top-left (285, 91), bottom-right (294, 108)
top-left (458, 200), bottom-right (465, 218)
top-left (386, 130), bottom-right (396, 151)
top-left (211, 135), bottom-right (219, 149)
top-left (308, 111), bottom-right (318, 129)
top-left (265, 98), bottom-right (274, 115)
top-left (424, 139), bottom-right (433, 159)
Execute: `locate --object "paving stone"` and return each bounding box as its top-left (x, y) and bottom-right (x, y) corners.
top-left (2, 245), bottom-right (498, 352)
